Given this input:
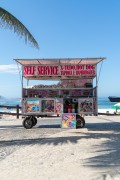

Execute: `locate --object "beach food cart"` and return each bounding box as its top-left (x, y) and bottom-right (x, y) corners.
top-left (15, 58), bottom-right (105, 129)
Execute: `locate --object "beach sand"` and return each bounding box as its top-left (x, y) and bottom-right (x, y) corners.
top-left (0, 115), bottom-right (120, 180)
top-left (98, 108), bottom-right (120, 115)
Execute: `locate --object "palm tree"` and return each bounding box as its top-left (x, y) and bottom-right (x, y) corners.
top-left (0, 7), bottom-right (39, 49)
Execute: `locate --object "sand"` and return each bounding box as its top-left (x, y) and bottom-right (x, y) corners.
top-left (98, 108), bottom-right (120, 115)
top-left (0, 115), bottom-right (120, 180)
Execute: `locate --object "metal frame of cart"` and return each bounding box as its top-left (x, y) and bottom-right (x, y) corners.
top-left (15, 58), bottom-right (105, 129)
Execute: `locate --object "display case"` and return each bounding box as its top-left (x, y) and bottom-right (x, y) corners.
top-left (22, 77), bottom-right (96, 115)
top-left (22, 86), bottom-right (96, 115)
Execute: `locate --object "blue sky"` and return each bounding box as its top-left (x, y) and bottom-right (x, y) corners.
top-left (0, 0), bottom-right (120, 98)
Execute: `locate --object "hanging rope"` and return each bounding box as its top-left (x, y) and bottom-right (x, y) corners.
top-left (97, 61), bottom-right (103, 85)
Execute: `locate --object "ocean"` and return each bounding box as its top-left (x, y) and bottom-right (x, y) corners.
top-left (0, 98), bottom-right (21, 113)
top-left (98, 97), bottom-right (116, 109)
top-left (0, 98), bottom-right (21, 106)
top-left (0, 97), bottom-right (116, 109)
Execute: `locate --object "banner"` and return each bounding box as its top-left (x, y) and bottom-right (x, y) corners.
top-left (23, 65), bottom-right (96, 77)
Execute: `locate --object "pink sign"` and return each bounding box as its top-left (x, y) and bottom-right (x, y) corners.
top-left (23, 65), bottom-right (96, 77)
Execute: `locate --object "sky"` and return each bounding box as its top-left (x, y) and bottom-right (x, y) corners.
top-left (0, 0), bottom-right (120, 98)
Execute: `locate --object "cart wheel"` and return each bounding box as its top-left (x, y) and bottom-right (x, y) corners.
top-left (32, 116), bottom-right (37, 126)
top-left (76, 115), bottom-right (85, 128)
top-left (23, 117), bottom-right (33, 129)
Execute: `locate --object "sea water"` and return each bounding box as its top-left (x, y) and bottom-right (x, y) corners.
top-left (98, 97), bottom-right (116, 109)
top-left (0, 97), bottom-right (21, 106)
top-left (0, 97), bottom-right (21, 113)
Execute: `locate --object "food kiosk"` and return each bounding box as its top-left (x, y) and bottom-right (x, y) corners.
top-left (15, 58), bottom-right (105, 129)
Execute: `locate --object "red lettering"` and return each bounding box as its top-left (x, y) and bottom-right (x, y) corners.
top-left (37, 66), bottom-right (41, 75)
top-left (86, 65), bottom-right (95, 70)
top-left (24, 66), bottom-right (28, 75)
top-left (37, 66), bottom-right (58, 75)
top-left (24, 66), bottom-right (36, 75)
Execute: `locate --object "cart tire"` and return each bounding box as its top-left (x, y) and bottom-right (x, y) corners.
top-left (32, 116), bottom-right (37, 126)
top-left (23, 117), bottom-right (33, 129)
top-left (76, 115), bottom-right (85, 128)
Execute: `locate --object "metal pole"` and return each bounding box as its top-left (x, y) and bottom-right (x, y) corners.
top-left (27, 79), bottom-right (29, 87)
top-left (16, 105), bottom-right (19, 119)
top-left (21, 66), bottom-right (24, 115)
top-left (96, 64), bottom-right (98, 115)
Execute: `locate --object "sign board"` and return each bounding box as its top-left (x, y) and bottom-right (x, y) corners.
top-left (41, 99), bottom-right (55, 113)
top-left (61, 113), bottom-right (76, 128)
top-left (78, 98), bottom-right (93, 114)
top-left (23, 65), bottom-right (96, 77)
top-left (26, 99), bottom-right (40, 113)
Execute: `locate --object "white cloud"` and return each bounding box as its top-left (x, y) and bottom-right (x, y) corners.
top-left (0, 64), bottom-right (21, 74)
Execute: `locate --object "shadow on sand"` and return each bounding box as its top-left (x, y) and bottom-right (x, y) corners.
top-left (1, 120), bottom-right (120, 178)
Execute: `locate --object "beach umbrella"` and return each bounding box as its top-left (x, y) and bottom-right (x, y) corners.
top-left (112, 103), bottom-right (120, 112)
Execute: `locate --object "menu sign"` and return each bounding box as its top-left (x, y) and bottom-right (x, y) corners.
top-left (23, 65), bottom-right (96, 77)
